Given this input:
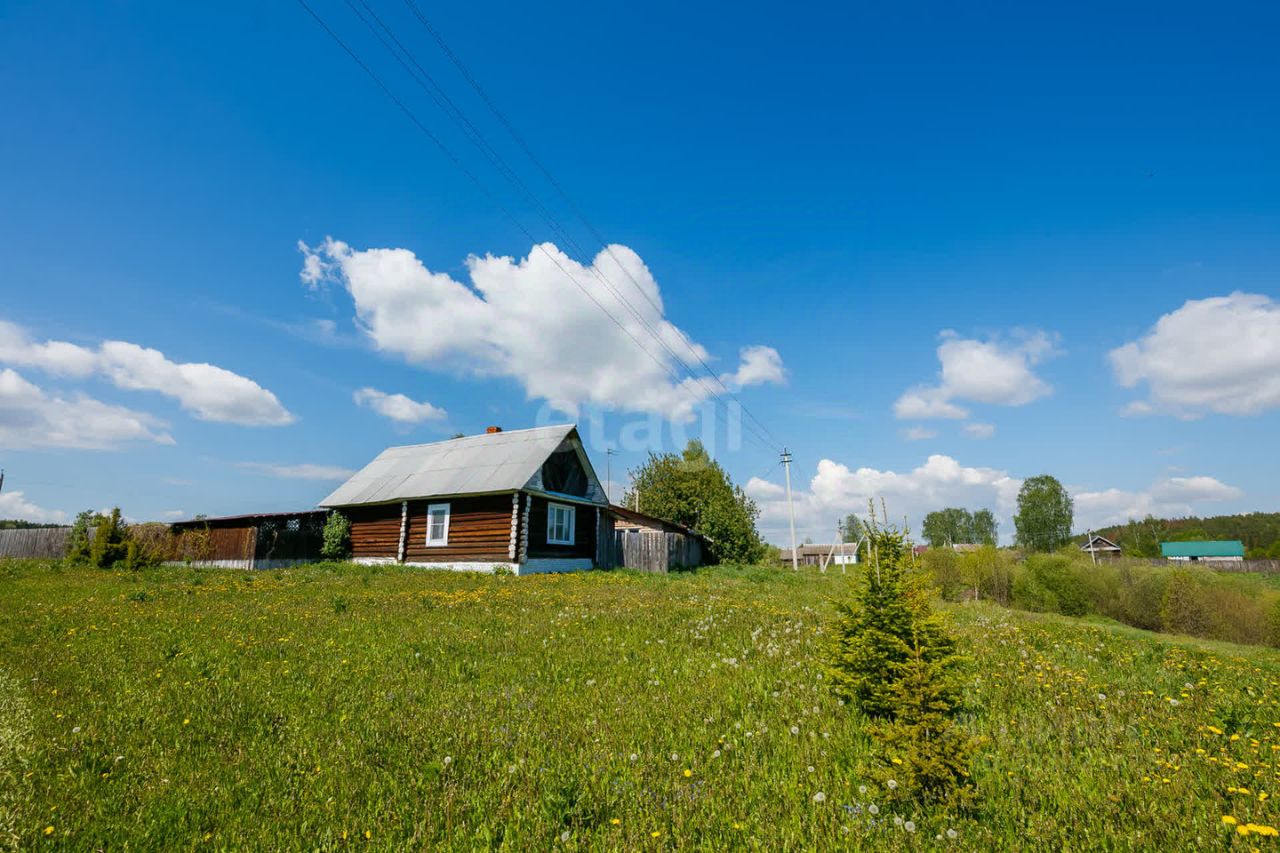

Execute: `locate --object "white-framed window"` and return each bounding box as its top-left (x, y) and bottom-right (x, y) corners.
top-left (426, 503), bottom-right (450, 546)
top-left (546, 502), bottom-right (575, 545)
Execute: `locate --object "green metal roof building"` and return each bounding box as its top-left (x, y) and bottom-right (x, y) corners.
top-left (1159, 540), bottom-right (1245, 560)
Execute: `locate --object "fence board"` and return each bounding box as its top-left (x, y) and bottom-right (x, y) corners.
top-left (0, 527), bottom-right (71, 558)
top-left (612, 529), bottom-right (703, 573)
top-left (1140, 558), bottom-right (1280, 574)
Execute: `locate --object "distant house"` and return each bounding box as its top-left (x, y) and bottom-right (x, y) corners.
top-left (321, 424), bottom-right (610, 574)
top-left (1160, 540), bottom-right (1245, 562)
top-left (779, 543), bottom-right (861, 567)
top-left (1080, 534), bottom-right (1122, 560)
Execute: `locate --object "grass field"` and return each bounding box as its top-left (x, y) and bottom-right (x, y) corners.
top-left (2, 560), bottom-right (1280, 850)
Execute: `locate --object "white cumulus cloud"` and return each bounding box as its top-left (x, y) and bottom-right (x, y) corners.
top-left (748, 454), bottom-right (1022, 543)
top-left (0, 488), bottom-right (68, 524)
top-left (748, 453), bottom-right (1243, 545)
top-left (901, 426), bottom-right (938, 441)
top-left (353, 387), bottom-right (447, 424)
top-left (299, 239), bottom-right (784, 421)
top-left (235, 462), bottom-right (355, 481)
top-left (894, 330), bottom-right (1058, 420)
top-left (963, 422), bottom-right (996, 439)
top-left (1074, 475), bottom-right (1242, 529)
top-left (0, 320), bottom-right (293, 426)
top-left (1110, 292), bottom-right (1280, 416)
top-left (0, 368), bottom-right (173, 450)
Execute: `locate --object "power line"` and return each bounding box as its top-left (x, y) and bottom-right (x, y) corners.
top-left (337, 0), bottom-right (781, 455)
top-left (294, 0), bottom-right (778, 455)
top-left (398, 0), bottom-right (784, 450)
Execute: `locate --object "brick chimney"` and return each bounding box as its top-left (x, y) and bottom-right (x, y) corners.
top-left (486, 426), bottom-right (503, 434)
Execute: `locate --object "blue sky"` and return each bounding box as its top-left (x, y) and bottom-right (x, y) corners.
top-left (2, 0), bottom-right (1277, 543)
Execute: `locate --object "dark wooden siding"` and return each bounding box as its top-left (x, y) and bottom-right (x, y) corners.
top-left (348, 503), bottom-right (403, 560)
top-left (404, 494), bottom-right (513, 563)
top-left (526, 497), bottom-right (598, 561)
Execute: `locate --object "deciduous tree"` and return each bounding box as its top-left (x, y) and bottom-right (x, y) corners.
top-left (1013, 475), bottom-right (1074, 551)
top-left (623, 441), bottom-right (764, 564)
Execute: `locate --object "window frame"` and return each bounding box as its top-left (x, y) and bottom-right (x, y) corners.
top-left (546, 502), bottom-right (576, 546)
top-left (425, 502), bottom-right (451, 547)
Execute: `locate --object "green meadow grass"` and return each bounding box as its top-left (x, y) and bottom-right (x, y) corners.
top-left (2, 559), bottom-right (1279, 850)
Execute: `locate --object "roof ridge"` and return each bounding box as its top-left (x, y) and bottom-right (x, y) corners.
top-left (377, 423), bottom-right (576, 454)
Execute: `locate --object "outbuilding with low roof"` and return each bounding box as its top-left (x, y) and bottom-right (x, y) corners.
top-left (1159, 540), bottom-right (1245, 562)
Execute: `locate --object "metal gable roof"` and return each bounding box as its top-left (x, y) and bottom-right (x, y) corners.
top-left (320, 424), bottom-right (583, 507)
top-left (1160, 540), bottom-right (1245, 558)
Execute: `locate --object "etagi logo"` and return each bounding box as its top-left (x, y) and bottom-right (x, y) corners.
top-left (532, 400), bottom-right (745, 460)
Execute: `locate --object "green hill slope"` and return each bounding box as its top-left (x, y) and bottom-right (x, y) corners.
top-left (1, 561), bottom-right (1277, 848)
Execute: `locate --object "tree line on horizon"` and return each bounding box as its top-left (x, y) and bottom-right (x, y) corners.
top-left (1087, 512), bottom-right (1280, 560)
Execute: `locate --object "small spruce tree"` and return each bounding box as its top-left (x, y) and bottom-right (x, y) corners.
top-left (867, 626), bottom-right (978, 804)
top-left (88, 508), bottom-right (130, 568)
top-left (64, 510), bottom-right (102, 564)
top-left (828, 504), bottom-right (980, 804)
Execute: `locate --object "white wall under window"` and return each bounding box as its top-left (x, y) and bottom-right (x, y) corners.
top-left (426, 503), bottom-right (450, 546)
top-left (546, 502), bottom-right (575, 545)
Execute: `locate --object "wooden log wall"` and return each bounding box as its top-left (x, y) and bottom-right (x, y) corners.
top-left (526, 497), bottom-right (597, 560)
top-left (347, 503), bottom-right (403, 560)
top-left (403, 494), bottom-right (513, 562)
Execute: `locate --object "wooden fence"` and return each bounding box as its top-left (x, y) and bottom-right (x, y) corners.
top-left (1142, 558), bottom-right (1280, 574)
top-left (0, 527), bottom-right (72, 558)
top-left (0, 515), bottom-right (324, 569)
top-left (613, 529), bottom-right (703, 574)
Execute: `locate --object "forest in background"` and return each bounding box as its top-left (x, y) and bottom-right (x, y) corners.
top-left (1087, 512), bottom-right (1280, 559)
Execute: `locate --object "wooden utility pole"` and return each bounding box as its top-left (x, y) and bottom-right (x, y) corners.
top-left (605, 449), bottom-right (616, 505)
top-left (782, 448), bottom-right (798, 571)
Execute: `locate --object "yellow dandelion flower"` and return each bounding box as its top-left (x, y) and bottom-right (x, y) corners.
top-left (1223, 816), bottom-right (1238, 826)
top-left (610, 818), bottom-right (621, 826)
top-left (651, 830), bottom-right (662, 838)
top-left (365, 830), bottom-right (372, 840)
top-left (44, 826), bottom-right (54, 835)
top-left (683, 768), bottom-right (692, 778)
